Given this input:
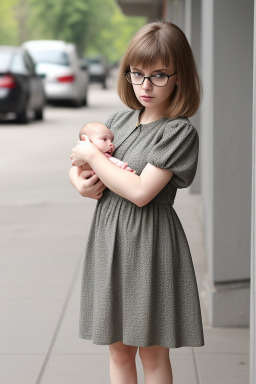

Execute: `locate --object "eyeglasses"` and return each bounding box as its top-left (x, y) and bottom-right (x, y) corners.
top-left (124, 71), bottom-right (177, 87)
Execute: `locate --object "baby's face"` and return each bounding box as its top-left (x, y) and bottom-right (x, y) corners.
top-left (89, 125), bottom-right (115, 155)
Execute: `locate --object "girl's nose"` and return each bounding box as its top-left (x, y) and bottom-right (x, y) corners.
top-left (142, 77), bottom-right (153, 90)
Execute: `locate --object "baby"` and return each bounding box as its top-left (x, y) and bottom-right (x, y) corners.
top-left (79, 121), bottom-right (135, 172)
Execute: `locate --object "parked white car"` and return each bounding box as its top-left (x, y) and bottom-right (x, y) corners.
top-left (22, 40), bottom-right (89, 106)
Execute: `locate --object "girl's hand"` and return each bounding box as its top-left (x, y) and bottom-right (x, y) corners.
top-left (70, 135), bottom-right (95, 167)
top-left (69, 166), bottom-right (106, 199)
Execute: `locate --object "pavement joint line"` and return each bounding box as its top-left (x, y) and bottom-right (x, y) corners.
top-left (35, 253), bottom-right (83, 384)
top-left (192, 347), bottom-right (201, 384)
top-left (0, 200), bottom-right (91, 207)
top-left (42, 352), bottom-right (110, 356)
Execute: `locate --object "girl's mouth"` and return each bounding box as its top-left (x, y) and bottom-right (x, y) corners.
top-left (141, 95), bottom-right (153, 101)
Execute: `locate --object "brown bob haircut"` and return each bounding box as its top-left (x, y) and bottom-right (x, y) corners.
top-left (117, 21), bottom-right (201, 118)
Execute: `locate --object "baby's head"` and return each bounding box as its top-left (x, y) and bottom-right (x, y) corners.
top-left (79, 121), bottom-right (115, 156)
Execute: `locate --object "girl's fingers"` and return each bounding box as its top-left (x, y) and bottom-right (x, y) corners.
top-left (80, 170), bottom-right (96, 179)
top-left (85, 173), bottom-right (99, 183)
top-left (98, 185), bottom-right (106, 193)
top-left (80, 135), bottom-right (91, 142)
top-left (86, 176), bottom-right (106, 192)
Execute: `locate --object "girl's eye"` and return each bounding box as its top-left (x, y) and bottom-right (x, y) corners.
top-left (152, 73), bottom-right (166, 79)
top-left (133, 72), bottom-right (143, 78)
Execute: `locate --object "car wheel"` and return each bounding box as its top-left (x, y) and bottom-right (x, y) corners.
top-left (16, 101), bottom-right (30, 124)
top-left (72, 98), bottom-right (82, 108)
top-left (35, 108), bottom-right (44, 120)
top-left (82, 93), bottom-right (88, 106)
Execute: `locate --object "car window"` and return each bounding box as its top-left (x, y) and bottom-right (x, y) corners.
top-left (0, 52), bottom-right (13, 72)
top-left (11, 53), bottom-right (27, 75)
top-left (28, 50), bottom-right (70, 66)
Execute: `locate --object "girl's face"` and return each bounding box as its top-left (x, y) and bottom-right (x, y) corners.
top-left (130, 60), bottom-right (178, 115)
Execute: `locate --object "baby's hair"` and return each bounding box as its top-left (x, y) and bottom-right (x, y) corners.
top-left (79, 121), bottom-right (103, 139)
top-left (117, 21), bottom-right (201, 118)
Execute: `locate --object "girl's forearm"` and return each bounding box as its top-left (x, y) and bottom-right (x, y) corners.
top-left (89, 150), bottom-right (145, 205)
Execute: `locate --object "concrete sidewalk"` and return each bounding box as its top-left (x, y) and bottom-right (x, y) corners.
top-left (0, 86), bottom-right (249, 383)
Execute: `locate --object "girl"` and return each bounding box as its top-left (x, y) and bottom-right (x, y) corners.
top-left (70, 21), bottom-right (204, 384)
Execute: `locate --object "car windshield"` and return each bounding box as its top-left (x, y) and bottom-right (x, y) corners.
top-left (0, 51), bottom-right (13, 71)
top-left (28, 50), bottom-right (69, 66)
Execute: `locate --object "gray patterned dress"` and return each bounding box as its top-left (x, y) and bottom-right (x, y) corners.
top-left (79, 109), bottom-right (204, 348)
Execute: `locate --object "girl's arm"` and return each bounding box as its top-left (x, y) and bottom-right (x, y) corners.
top-left (69, 166), bottom-right (106, 199)
top-left (71, 138), bottom-right (173, 207)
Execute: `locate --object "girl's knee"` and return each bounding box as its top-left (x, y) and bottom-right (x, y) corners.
top-left (139, 345), bottom-right (170, 370)
top-left (109, 342), bottom-right (138, 365)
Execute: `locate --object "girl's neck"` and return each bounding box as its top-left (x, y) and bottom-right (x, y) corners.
top-left (139, 108), bottom-right (165, 125)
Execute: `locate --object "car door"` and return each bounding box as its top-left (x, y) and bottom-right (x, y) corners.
top-left (10, 51), bottom-right (30, 108)
top-left (23, 51), bottom-right (44, 109)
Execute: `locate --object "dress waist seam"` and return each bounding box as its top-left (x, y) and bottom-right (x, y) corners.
top-left (99, 195), bottom-right (174, 207)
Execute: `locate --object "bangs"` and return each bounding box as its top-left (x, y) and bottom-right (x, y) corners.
top-left (126, 32), bottom-right (171, 70)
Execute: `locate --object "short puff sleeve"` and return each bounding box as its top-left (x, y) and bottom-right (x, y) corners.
top-left (105, 111), bottom-right (121, 131)
top-left (147, 120), bottom-right (199, 189)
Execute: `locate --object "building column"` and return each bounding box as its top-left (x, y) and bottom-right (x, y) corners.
top-left (164, 0), bottom-right (185, 30)
top-left (250, 2), bottom-right (256, 382)
top-left (184, 0), bottom-right (201, 193)
top-left (201, 0), bottom-right (253, 326)
top-left (164, 0), bottom-right (201, 193)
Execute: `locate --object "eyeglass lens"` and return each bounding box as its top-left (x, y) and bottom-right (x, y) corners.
top-left (127, 72), bottom-right (168, 87)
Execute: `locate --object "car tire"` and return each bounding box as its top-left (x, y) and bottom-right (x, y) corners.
top-left (16, 101), bottom-right (30, 124)
top-left (35, 108), bottom-right (44, 120)
top-left (82, 93), bottom-right (88, 106)
top-left (72, 98), bottom-right (83, 108)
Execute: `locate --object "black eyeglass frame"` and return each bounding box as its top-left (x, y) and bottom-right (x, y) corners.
top-left (124, 71), bottom-right (177, 87)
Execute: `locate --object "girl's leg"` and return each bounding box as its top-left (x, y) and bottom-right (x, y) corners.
top-left (108, 341), bottom-right (138, 384)
top-left (139, 345), bottom-right (173, 384)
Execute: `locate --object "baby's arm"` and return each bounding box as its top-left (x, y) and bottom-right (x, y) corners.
top-left (105, 153), bottom-right (136, 173)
